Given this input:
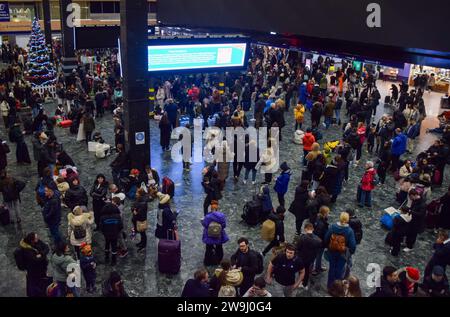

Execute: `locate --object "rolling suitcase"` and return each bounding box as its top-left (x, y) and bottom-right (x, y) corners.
top-left (241, 196), bottom-right (262, 226)
top-left (0, 205), bottom-right (10, 226)
top-left (158, 230), bottom-right (181, 274)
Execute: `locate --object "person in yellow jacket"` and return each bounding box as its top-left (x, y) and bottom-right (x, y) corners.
top-left (294, 103), bottom-right (306, 130)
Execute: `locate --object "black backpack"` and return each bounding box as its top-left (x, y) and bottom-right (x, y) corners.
top-left (14, 248), bottom-right (26, 271)
top-left (73, 225), bottom-right (87, 240)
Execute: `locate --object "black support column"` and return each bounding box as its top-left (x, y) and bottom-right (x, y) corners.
top-left (59, 0), bottom-right (77, 76)
top-left (42, 0), bottom-right (52, 60)
top-left (120, 0), bottom-right (151, 169)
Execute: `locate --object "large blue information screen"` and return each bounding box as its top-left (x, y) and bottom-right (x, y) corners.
top-left (148, 43), bottom-right (248, 72)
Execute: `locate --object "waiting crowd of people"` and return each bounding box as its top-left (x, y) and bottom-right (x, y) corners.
top-left (0, 41), bottom-right (449, 298)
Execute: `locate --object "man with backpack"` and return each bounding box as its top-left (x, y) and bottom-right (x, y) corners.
top-left (324, 212), bottom-right (357, 291)
top-left (231, 237), bottom-right (262, 297)
top-left (15, 232), bottom-right (50, 297)
top-left (262, 206), bottom-right (286, 257)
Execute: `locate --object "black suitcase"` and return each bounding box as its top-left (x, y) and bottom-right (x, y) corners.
top-left (158, 230), bottom-right (181, 274)
top-left (242, 197), bottom-right (262, 226)
top-left (0, 205), bottom-right (10, 226)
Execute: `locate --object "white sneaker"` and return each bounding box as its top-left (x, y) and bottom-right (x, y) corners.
top-left (403, 248), bottom-right (413, 253)
top-left (243, 180), bottom-right (247, 184)
top-left (252, 181), bottom-right (256, 185)
top-left (299, 285), bottom-right (309, 291)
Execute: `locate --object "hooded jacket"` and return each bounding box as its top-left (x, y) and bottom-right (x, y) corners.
top-left (302, 133), bottom-right (316, 151)
top-left (391, 133), bottom-right (407, 156)
top-left (324, 222), bottom-right (357, 255)
top-left (42, 191), bottom-right (61, 226)
top-left (67, 210), bottom-right (94, 246)
top-left (50, 252), bottom-right (76, 282)
top-left (288, 186), bottom-right (309, 221)
top-left (259, 185), bottom-right (273, 214)
top-left (274, 169), bottom-right (292, 195)
top-left (155, 203), bottom-right (177, 240)
top-left (19, 239), bottom-right (49, 278)
top-left (361, 168), bottom-right (378, 191)
top-left (202, 211), bottom-right (229, 245)
top-left (99, 203), bottom-right (123, 240)
top-left (65, 184), bottom-right (88, 211)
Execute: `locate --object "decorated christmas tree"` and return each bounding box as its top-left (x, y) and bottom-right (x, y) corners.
top-left (25, 17), bottom-right (57, 87)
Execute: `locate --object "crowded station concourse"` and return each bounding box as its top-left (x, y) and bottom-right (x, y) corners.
top-left (1, 27), bottom-right (450, 298)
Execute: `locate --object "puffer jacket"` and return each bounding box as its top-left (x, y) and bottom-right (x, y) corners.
top-left (65, 185), bottom-right (88, 211)
top-left (50, 253), bottom-right (76, 282)
top-left (99, 204), bottom-right (123, 240)
top-left (303, 132), bottom-right (316, 151)
top-left (361, 168), bottom-right (377, 191)
top-left (202, 211), bottom-right (229, 245)
top-left (274, 170), bottom-right (292, 195)
top-left (67, 211), bottom-right (94, 246)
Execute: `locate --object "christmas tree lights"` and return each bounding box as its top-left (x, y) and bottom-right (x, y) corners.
top-left (25, 18), bottom-right (57, 87)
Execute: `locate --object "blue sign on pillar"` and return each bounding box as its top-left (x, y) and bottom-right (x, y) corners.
top-left (135, 132), bottom-right (145, 145)
top-left (0, 3), bottom-right (10, 22)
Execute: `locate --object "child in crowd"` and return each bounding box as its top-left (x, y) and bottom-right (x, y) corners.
top-left (79, 243), bottom-right (97, 294)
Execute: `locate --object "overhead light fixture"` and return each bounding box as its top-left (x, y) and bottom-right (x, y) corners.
top-left (270, 31), bottom-right (277, 35)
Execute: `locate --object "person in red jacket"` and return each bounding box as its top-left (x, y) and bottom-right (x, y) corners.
top-left (188, 85), bottom-right (200, 103)
top-left (302, 128), bottom-right (316, 166)
top-left (358, 161), bottom-right (378, 208)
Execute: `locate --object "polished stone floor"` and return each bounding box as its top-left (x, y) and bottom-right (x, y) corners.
top-left (0, 80), bottom-right (448, 297)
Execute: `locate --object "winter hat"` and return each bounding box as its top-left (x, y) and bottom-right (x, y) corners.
top-left (432, 266), bottom-right (444, 277)
top-left (406, 267), bottom-right (420, 283)
top-left (210, 200), bottom-right (219, 210)
top-left (157, 192), bottom-right (170, 205)
top-left (130, 169), bottom-right (140, 177)
top-left (80, 243), bottom-right (92, 256)
top-left (280, 162), bottom-right (290, 172)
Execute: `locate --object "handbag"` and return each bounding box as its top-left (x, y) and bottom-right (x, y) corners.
top-left (136, 220), bottom-right (148, 233)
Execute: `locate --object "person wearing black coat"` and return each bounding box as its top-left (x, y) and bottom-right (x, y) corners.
top-left (159, 113), bottom-right (172, 152)
top-left (320, 162), bottom-right (338, 199)
top-left (202, 170), bottom-right (221, 216)
top-left (9, 121), bottom-right (31, 164)
top-left (0, 171), bottom-right (26, 224)
top-left (41, 187), bottom-right (62, 244)
top-left (347, 209), bottom-right (363, 245)
top-left (110, 144), bottom-right (130, 186)
top-left (288, 181), bottom-right (310, 235)
top-left (100, 199), bottom-right (123, 266)
top-left (102, 271), bottom-right (128, 297)
top-left (313, 206), bottom-right (330, 275)
top-left (438, 187), bottom-right (450, 230)
top-left (424, 231), bottom-right (450, 278)
top-left (131, 189), bottom-right (149, 251)
top-left (38, 140), bottom-right (57, 177)
top-left (90, 174), bottom-right (109, 229)
top-left (405, 190), bottom-right (427, 251)
top-left (155, 193), bottom-right (177, 240)
top-left (181, 269), bottom-right (210, 298)
top-left (18, 232), bottom-right (50, 297)
top-left (389, 209), bottom-right (411, 256)
top-left (419, 266), bottom-right (449, 297)
top-left (370, 266), bottom-right (401, 297)
top-left (64, 177), bottom-right (88, 212)
top-left (310, 102), bottom-right (323, 128)
top-left (296, 223), bottom-right (322, 287)
top-left (231, 238), bottom-right (259, 296)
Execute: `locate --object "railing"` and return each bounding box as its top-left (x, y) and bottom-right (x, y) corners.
top-left (32, 84), bottom-right (56, 99)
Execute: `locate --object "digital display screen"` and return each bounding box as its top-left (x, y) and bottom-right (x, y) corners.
top-left (147, 43), bottom-right (248, 72)
top-left (353, 61), bottom-right (362, 72)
